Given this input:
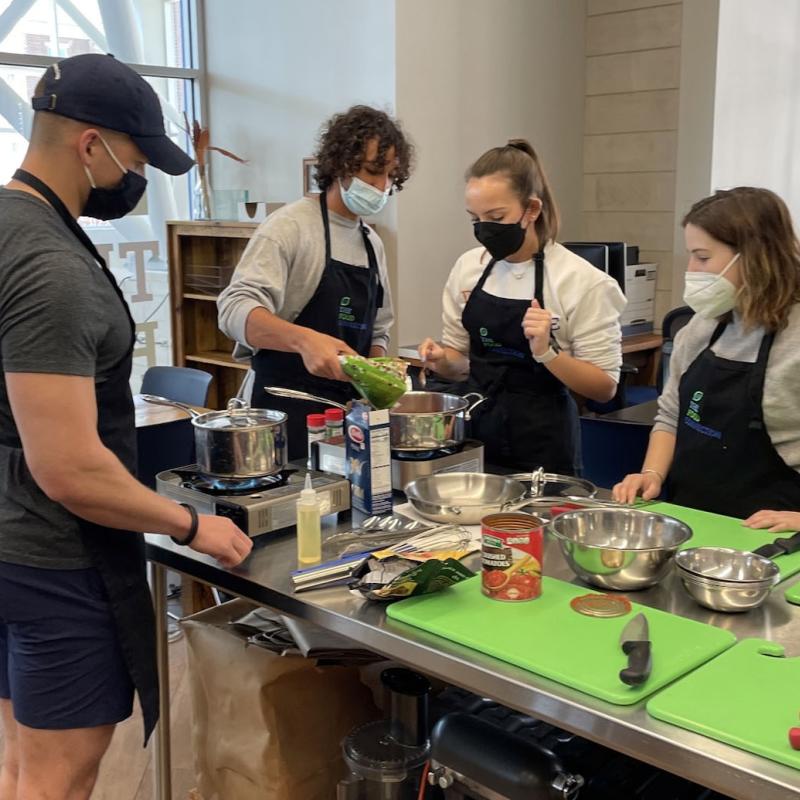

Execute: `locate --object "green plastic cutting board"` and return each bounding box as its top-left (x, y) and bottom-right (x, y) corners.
top-left (786, 582), bottom-right (800, 605)
top-left (386, 576), bottom-right (735, 705)
top-left (646, 501), bottom-right (800, 581)
top-left (647, 639), bottom-right (800, 770)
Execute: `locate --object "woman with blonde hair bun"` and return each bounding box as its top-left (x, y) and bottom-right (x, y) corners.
top-left (614, 187), bottom-right (800, 530)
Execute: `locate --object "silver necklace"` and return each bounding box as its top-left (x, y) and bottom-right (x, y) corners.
top-left (511, 262), bottom-right (528, 279)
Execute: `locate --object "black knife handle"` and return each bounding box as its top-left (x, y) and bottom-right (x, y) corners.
top-left (620, 640), bottom-right (652, 686)
top-left (773, 531), bottom-right (800, 557)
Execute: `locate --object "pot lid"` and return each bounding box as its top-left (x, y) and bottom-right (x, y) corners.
top-left (193, 399), bottom-right (287, 430)
top-left (525, 468), bottom-right (596, 498)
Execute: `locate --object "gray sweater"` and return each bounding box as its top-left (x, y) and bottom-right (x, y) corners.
top-left (654, 304), bottom-right (800, 470)
top-left (217, 196), bottom-right (394, 360)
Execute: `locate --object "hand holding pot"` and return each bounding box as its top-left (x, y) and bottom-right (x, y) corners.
top-left (189, 515), bottom-right (253, 568)
top-left (522, 300), bottom-right (554, 357)
top-left (298, 329), bottom-right (356, 382)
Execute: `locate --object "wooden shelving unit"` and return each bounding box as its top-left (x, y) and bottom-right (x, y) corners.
top-left (167, 220), bottom-right (258, 409)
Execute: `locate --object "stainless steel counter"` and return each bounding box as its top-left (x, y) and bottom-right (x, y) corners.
top-left (146, 511), bottom-right (800, 800)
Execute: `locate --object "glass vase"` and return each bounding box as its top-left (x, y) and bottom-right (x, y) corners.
top-left (192, 165), bottom-right (213, 220)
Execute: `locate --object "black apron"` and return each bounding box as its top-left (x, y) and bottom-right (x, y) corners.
top-left (460, 252), bottom-right (578, 473)
top-left (251, 193), bottom-right (383, 459)
top-left (9, 170), bottom-right (158, 744)
top-left (670, 319), bottom-right (800, 517)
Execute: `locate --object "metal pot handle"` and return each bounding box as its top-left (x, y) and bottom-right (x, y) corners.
top-left (264, 386), bottom-right (348, 412)
top-left (140, 394), bottom-right (201, 419)
top-left (462, 392), bottom-right (487, 421)
top-left (226, 397), bottom-right (249, 412)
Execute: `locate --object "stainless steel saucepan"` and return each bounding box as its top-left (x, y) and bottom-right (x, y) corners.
top-left (264, 387), bottom-right (486, 452)
top-left (141, 395), bottom-right (288, 478)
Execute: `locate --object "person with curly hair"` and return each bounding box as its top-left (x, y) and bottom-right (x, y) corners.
top-left (218, 105), bottom-right (414, 458)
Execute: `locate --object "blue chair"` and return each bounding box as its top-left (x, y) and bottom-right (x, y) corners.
top-left (137, 366), bottom-right (213, 488)
top-left (140, 365), bottom-right (213, 407)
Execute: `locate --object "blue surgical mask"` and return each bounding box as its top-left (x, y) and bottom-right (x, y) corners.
top-left (339, 176), bottom-right (390, 217)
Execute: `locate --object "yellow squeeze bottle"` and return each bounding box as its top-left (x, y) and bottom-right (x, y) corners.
top-left (296, 473), bottom-right (321, 566)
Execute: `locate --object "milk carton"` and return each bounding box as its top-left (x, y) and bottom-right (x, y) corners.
top-left (345, 402), bottom-right (392, 515)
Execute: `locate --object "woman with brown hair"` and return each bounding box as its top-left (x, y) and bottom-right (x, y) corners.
top-left (614, 187), bottom-right (800, 525)
top-left (419, 140), bottom-right (625, 473)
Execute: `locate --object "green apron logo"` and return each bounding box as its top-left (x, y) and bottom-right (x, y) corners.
top-left (687, 390), bottom-right (704, 422)
top-left (479, 326), bottom-right (499, 349)
top-left (339, 295), bottom-right (355, 323)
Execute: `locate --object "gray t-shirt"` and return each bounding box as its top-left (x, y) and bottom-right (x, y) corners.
top-left (0, 188), bottom-right (133, 568)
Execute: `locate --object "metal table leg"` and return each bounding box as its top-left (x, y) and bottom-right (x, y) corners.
top-left (151, 562), bottom-right (172, 800)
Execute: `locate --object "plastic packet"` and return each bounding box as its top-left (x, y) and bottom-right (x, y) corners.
top-left (351, 558), bottom-right (474, 601)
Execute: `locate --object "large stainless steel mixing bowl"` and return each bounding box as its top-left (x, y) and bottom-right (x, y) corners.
top-left (548, 507), bottom-right (693, 590)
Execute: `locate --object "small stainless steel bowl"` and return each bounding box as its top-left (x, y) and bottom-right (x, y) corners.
top-left (548, 507), bottom-right (693, 591)
top-left (674, 547), bottom-right (780, 612)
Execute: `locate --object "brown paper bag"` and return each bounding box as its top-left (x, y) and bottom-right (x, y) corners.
top-left (183, 600), bottom-right (379, 800)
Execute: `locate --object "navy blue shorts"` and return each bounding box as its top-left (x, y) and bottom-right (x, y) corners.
top-left (0, 560), bottom-right (134, 730)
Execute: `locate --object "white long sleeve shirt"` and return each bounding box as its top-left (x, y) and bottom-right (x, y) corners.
top-left (441, 241), bottom-right (627, 381)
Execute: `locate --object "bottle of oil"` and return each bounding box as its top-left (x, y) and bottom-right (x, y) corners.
top-left (296, 473), bottom-right (321, 566)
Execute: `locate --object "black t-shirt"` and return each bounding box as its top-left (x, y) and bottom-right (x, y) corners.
top-left (0, 188), bottom-right (132, 568)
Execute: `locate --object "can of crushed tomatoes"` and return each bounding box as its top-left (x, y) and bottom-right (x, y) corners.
top-left (481, 512), bottom-right (544, 601)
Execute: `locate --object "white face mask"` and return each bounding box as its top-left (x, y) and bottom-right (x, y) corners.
top-left (683, 252), bottom-right (741, 319)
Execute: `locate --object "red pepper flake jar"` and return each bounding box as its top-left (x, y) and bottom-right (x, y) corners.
top-left (481, 512), bottom-right (545, 601)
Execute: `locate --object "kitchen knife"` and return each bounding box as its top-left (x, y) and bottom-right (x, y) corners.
top-left (619, 612), bottom-right (652, 686)
top-left (753, 530), bottom-right (800, 560)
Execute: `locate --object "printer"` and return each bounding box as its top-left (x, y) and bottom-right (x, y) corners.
top-left (563, 241), bottom-right (657, 335)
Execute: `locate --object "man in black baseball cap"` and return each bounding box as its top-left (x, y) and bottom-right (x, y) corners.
top-left (0, 54), bottom-right (250, 799)
top-left (32, 52), bottom-right (193, 175)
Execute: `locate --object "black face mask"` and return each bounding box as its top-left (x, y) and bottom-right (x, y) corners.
top-left (473, 212), bottom-right (527, 261)
top-left (82, 169), bottom-right (147, 220)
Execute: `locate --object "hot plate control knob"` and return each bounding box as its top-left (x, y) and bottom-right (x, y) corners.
top-left (437, 771), bottom-right (454, 789)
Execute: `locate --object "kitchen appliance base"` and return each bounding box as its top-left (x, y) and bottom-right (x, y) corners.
top-left (156, 464), bottom-right (350, 538)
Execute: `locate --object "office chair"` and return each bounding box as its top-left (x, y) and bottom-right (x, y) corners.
top-left (657, 306), bottom-right (694, 392)
top-left (140, 365), bottom-right (213, 407)
top-left (137, 366), bottom-right (213, 489)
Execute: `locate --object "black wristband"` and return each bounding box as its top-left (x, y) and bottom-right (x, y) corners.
top-left (171, 503), bottom-right (199, 546)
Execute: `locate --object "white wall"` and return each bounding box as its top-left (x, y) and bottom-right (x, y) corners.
top-left (711, 0), bottom-right (800, 220)
top-left (671, 0), bottom-right (719, 303)
top-left (203, 0), bottom-right (396, 201)
top-left (394, 0), bottom-right (586, 347)
top-left (203, 0), bottom-right (585, 350)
